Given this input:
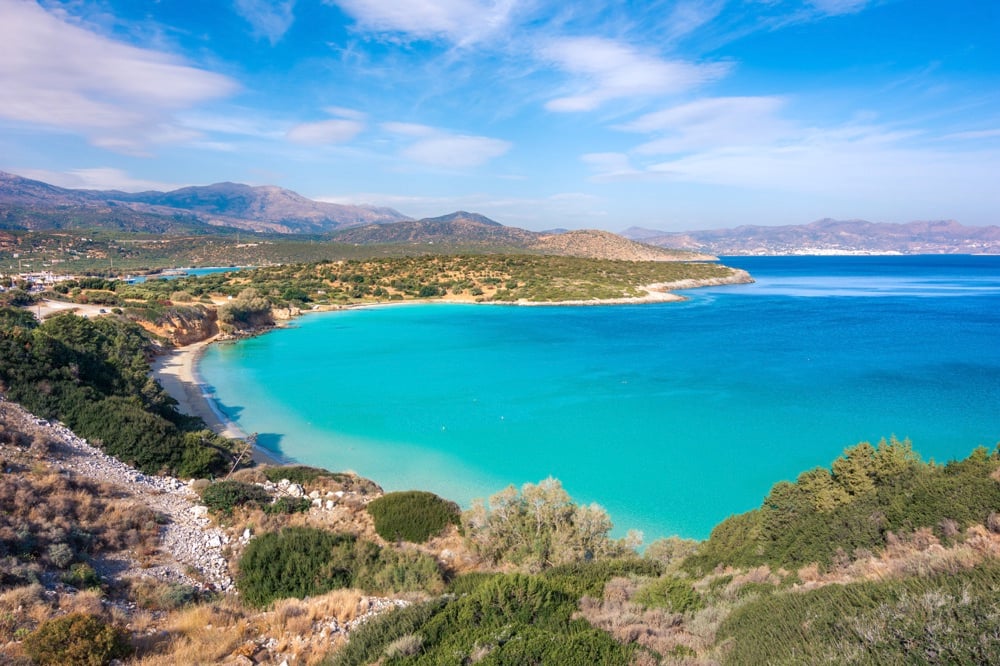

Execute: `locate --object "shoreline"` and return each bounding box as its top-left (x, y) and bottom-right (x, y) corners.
top-left (150, 269), bottom-right (753, 467)
top-left (149, 338), bottom-right (286, 466)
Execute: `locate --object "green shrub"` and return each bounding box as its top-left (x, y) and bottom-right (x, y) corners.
top-left (328, 599), bottom-right (448, 666)
top-left (719, 564), bottom-right (1000, 665)
top-left (22, 613), bottom-right (131, 666)
top-left (542, 558), bottom-right (663, 598)
top-left (201, 480), bottom-right (271, 515)
top-left (264, 496), bottom-right (312, 514)
top-left (634, 575), bottom-right (704, 613)
top-left (366, 491), bottom-right (459, 543)
top-left (355, 547), bottom-right (446, 595)
top-left (262, 465), bottom-right (331, 485)
top-left (61, 563), bottom-right (101, 590)
top-left (238, 527), bottom-right (378, 607)
top-left (685, 439), bottom-right (1000, 572)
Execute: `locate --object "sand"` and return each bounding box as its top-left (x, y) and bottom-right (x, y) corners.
top-left (150, 338), bottom-right (285, 466)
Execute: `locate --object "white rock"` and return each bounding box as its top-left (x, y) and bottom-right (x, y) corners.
top-left (286, 483), bottom-right (304, 497)
top-left (309, 490), bottom-right (321, 499)
top-left (190, 505), bottom-right (209, 518)
top-left (325, 500), bottom-right (335, 510)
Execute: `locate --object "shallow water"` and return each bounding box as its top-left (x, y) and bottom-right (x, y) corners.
top-left (200, 255), bottom-right (1000, 541)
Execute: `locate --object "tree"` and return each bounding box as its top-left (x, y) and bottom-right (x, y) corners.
top-left (463, 477), bottom-right (634, 571)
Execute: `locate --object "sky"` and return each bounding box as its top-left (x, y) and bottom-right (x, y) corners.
top-left (1, 0), bottom-right (998, 231)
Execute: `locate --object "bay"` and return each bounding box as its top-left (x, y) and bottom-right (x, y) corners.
top-left (199, 255), bottom-right (1000, 541)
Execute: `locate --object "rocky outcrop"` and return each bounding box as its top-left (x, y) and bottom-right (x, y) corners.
top-left (138, 304), bottom-right (219, 346)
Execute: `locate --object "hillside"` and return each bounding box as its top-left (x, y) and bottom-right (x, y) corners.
top-left (624, 218), bottom-right (1000, 255)
top-left (0, 171), bottom-right (408, 235)
top-left (332, 212), bottom-right (712, 261)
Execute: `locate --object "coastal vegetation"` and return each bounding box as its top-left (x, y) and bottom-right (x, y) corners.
top-left (0, 304), bottom-right (999, 663)
top-left (366, 491), bottom-right (460, 544)
top-left (0, 306), bottom-right (239, 477)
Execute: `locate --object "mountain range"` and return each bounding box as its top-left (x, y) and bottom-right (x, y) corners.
top-left (0, 172), bottom-right (703, 262)
top-left (4, 171), bottom-right (997, 256)
top-left (623, 219), bottom-right (1000, 255)
top-left (0, 171), bottom-right (408, 234)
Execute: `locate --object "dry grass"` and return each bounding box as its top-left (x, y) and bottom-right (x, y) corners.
top-left (796, 524), bottom-right (1000, 589)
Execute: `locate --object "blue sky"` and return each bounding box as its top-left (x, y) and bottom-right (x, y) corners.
top-left (1, 0), bottom-right (997, 231)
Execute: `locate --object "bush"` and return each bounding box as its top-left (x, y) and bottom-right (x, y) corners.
top-left (264, 496), bottom-right (312, 515)
top-left (237, 527), bottom-right (377, 607)
top-left (366, 491), bottom-right (460, 543)
top-left (61, 563), bottom-right (101, 590)
top-left (634, 575), bottom-right (704, 613)
top-left (201, 480), bottom-right (271, 515)
top-left (542, 558), bottom-right (663, 598)
top-left (22, 613), bottom-right (131, 666)
top-left (262, 465), bottom-right (330, 485)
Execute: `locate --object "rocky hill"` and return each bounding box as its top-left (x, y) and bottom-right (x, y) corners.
top-left (532, 228), bottom-right (714, 261)
top-left (0, 171), bottom-right (408, 234)
top-left (624, 218), bottom-right (1000, 255)
top-left (332, 212), bottom-right (708, 261)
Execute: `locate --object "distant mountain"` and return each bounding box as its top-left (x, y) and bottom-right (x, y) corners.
top-left (623, 219), bottom-right (1000, 255)
top-left (0, 171), bottom-right (408, 234)
top-left (334, 212), bottom-right (714, 261)
top-left (330, 211), bottom-right (536, 246)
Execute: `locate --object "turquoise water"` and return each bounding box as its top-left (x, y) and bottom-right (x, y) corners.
top-left (199, 256), bottom-right (1000, 541)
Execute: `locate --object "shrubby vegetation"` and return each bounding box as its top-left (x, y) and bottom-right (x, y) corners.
top-left (0, 307), bottom-right (236, 477)
top-left (462, 477), bottom-right (639, 571)
top-left (718, 563), bottom-right (1000, 665)
top-left (200, 480), bottom-right (272, 515)
top-left (237, 527), bottom-right (445, 607)
top-left (366, 491), bottom-right (460, 543)
top-left (22, 612), bottom-right (131, 665)
top-left (329, 573), bottom-right (637, 666)
top-left (686, 437), bottom-right (1000, 572)
top-left (217, 287), bottom-right (273, 331)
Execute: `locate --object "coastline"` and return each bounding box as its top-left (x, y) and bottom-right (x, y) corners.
top-left (149, 268), bottom-right (753, 468)
top-left (150, 338), bottom-right (286, 466)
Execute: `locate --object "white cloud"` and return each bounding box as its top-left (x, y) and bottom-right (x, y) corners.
top-left (234, 0), bottom-right (296, 44)
top-left (542, 37), bottom-right (728, 112)
top-left (15, 167), bottom-right (183, 192)
top-left (809, 0), bottom-right (870, 16)
top-left (402, 135), bottom-right (511, 167)
top-left (622, 96), bottom-right (790, 154)
top-left (0, 1), bottom-right (238, 153)
top-left (381, 121), bottom-right (438, 137)
top-left (586, 122), bottom-right (1000, 216)
top-left (328, 0), bottom-right (518, 43)
top-left (286, 118), bottom-right (365, 144)
top-left (381, 122), bottom-right (510, 167)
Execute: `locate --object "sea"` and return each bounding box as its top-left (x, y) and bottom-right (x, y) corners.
top-left (198, 255), bottom-right (1000, 542)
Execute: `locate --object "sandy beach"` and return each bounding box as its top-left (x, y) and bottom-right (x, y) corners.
top-left (150, 338), bottom-right (285, 465)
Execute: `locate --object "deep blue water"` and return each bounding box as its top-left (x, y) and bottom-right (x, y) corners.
top-left (199, 255), bottom-right (1000, 541)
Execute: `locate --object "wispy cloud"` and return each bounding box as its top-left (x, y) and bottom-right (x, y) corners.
top-left (15, 167), bottom-right (183, 192)
top-left (234, 0), bottom-right (296, 45)
top-left (382, 123), bottom-right (511, 167)
top-left (808, 0), bottom-right (871, 16)
top-left (327, 0), bottom-right (519, 44)
top-left (286, 108), bottom-right (367, 144)
top-left (0, 1), bottom-right (238, 154)
top-left (541, 37), bottom-right (728, 112)
top-left (621, 96), bottom-right (790, 154)
top-left (585, 119), bottom-right (1000, 215)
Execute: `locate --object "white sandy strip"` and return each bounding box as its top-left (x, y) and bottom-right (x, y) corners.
top-left (150, 339), bottom-right (284, 465)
